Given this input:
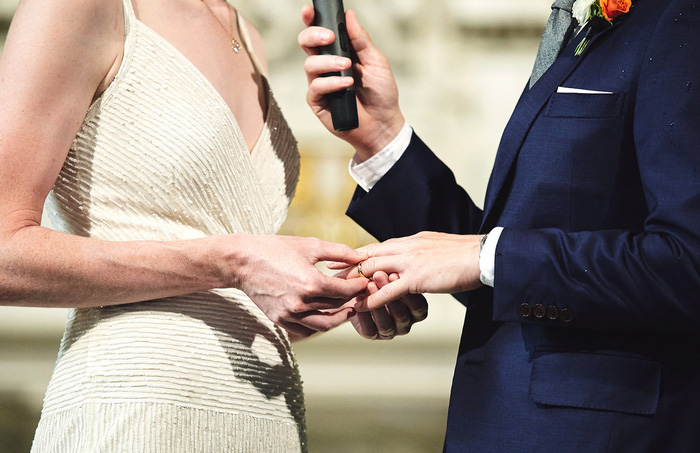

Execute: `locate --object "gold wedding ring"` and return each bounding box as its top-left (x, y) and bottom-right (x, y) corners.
top-left (357, 261), bottom-right (369, 279)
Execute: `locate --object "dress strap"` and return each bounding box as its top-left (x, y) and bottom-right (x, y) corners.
top-left (235, 11), bottom-right (267, 77)
top-left (121, 0), bottom-right (136, 32)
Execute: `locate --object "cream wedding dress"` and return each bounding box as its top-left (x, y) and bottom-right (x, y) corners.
top-left (31, 0), bottom-right (305, 451)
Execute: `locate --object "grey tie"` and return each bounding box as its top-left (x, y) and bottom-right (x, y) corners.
top-left (529, 0), bottom-right (577, 88)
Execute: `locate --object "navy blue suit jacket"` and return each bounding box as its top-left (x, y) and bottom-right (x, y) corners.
top-left (347, 1), bottom-right (700, 451)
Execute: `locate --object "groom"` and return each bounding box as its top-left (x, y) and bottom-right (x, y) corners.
top-left (300, 0), bottom-right (700, 451)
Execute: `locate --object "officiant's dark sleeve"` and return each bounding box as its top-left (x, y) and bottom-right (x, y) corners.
top-left (346, 132), bottom-right (483, 241)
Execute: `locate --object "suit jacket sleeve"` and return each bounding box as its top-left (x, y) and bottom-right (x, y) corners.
top-left (493, 4), bottom-right (700, 333)
top-left (346, 132), bottom-right (483, 240)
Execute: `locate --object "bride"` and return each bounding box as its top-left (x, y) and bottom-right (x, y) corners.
top-left (0, 0), bottom-right (425, 451)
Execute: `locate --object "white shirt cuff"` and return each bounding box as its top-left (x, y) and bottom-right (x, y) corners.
top-left (479, 227), bottom-right (504, 287)
top-left (348, 122), bottom-right (413, 192)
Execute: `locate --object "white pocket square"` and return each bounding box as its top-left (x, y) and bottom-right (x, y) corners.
top-left (557, 86), bottom-right (614, 94)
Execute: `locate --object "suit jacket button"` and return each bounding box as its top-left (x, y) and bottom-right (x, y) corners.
top-left (560, 308), bottom-right (574, 323)
top-left (519, 303), bottom-right (532, 318)
top-left (547, 306), bottom-right (559, 320)
top-left (534, 304), bottom-right (546, 318)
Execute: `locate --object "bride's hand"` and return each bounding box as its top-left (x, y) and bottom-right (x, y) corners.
top-left (349, 271), bottom-right (428, 340)
top-left (227, 235), bottom-right (369, 338)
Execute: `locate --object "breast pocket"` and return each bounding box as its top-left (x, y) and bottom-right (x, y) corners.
top-left (530, 351), bottom-right (661, 415)
top-left (545, 91), bottom-right (624, 118)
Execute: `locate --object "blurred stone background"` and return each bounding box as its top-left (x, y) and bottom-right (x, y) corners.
top-left (0, 0), bottom-right (550, 451)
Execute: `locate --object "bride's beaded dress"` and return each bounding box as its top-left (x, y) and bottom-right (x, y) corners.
top-left (31, 0), bottom-right (304, 451)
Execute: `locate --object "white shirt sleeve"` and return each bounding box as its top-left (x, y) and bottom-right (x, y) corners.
top-left (348, 122), bottom-right (413, 192)
top-left (479, 227), bottom-right (504, 287)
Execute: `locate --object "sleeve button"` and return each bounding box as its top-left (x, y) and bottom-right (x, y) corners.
top-left (534, 304), bottom-right (546, 318)
top-left (560, 308), bottom-right (574, 323)
top-left (546, 306), bottom-right (560, 320)
top-left (519, 303), bottom-right (533, 318)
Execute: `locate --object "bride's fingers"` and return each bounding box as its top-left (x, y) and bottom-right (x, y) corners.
top-left (313, 240), bottom-right (365, 266)
top-left (326, 259), bottom-right (361, 270)
top-left (314, 272), bottom-right (368, 300)
top-left (279, 319), bottom-right (318, 338)
top-left (294, 307), bottom-right (356, 332)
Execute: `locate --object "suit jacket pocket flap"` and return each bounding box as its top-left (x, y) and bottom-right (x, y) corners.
top-left (530, 352), bottom-right (661, 415)
top-left (545, 91), bottom-right (624, 118)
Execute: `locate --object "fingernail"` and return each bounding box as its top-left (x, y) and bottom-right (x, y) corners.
top-left (378, 329), bottom-right (395, 338)
top-left (395, 318), bottom-right (411, 329)
top-left (411, 308), bottom-right (428, 321)
top-left (321, 30), bottom-right (332, 42)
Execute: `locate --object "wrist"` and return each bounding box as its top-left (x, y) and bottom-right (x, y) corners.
top-left (202, 234), bottom-right (248, 290)
top-left (478, 234), bottom-right (489, 257)
top-left (353, 113), bottom-right (406, 162)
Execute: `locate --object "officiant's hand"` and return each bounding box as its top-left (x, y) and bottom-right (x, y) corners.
top-left (339, 232), bottom-right (484, 311)
top-left (349, 271), bottom-right (428, 340)
top-left (298, 6), bottom-right (405, 162)
top-left (231, 235), bottom-right (368, 338)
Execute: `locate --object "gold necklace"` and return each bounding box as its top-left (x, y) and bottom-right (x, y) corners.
top-left (201, 0), bottom-right (241, 53)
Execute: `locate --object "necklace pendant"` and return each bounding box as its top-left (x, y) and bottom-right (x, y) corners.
top-left (232, 39), bottom-right (241, 53)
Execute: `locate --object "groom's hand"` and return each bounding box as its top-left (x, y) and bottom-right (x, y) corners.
top-left (298, 6), bottom-right (405, 161)
top-left (340, 232), bottom-right (484, 311)
top-left (349, 271), bottom-right (428, 340)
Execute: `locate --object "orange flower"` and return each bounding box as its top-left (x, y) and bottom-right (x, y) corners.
top-left (600, 0), bottom-right (632, 21)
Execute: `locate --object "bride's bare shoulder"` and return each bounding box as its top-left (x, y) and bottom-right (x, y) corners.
top-left (2, 0), bottom-right (124, 79)
top-left (7, 0), bottom-right (123, 44)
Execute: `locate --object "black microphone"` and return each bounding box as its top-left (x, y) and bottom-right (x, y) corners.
top-left (312, 0), bottom-right (359, 131)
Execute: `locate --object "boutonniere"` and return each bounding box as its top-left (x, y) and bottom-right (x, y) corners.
top-left (572, 0), bottom-right (632, 56)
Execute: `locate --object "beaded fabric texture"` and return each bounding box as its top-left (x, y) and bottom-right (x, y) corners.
top-left (31, 0), bottom-right (304, 451)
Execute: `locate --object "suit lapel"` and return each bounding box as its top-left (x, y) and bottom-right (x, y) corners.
top-left (480, 19), bottom-right (619, 231)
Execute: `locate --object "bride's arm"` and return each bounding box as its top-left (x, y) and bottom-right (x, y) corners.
top-left (0, 0), bottom-right (367, 337)
top-left (0, 0), bottom-right (135, 307)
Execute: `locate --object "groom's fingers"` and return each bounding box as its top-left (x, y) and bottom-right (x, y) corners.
top-left (386, 273), bottom-right (428, 321)
top-left (387, 300), bottom-right (411, 335)
top-left (402, 293), bottom-right (429, 322)
top-left (355, 278), bottom-right (410, 311)
top-left (351, 311), bottom-right (379, 339)
top-left (355, 256), bottom-right (403, 280)
top-left (366, 272), bottom-right (396, 339)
